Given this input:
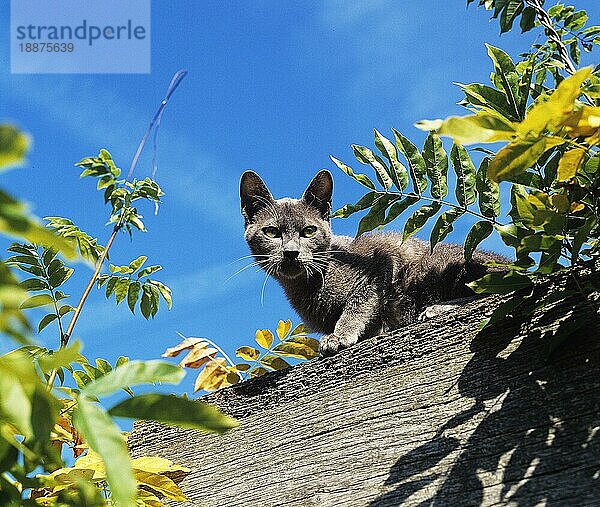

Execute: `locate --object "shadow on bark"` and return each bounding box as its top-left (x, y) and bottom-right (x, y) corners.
top-left (369, 266), bottom-right (600, 506)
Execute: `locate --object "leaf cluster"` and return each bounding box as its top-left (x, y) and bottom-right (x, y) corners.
top-left (97, 255), bottom-right (172, 319)
top-left (164, 320), bottom-right (318, 392)
top-left (76, 149), bottom-right (164, 236)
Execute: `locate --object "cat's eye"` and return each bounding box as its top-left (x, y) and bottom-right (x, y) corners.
top-left (301, 226), bottom-right (318, 238)
top-left (262, 226), bottom-right (281, 238)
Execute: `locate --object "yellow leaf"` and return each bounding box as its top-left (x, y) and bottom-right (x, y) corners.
top-left (273, 337), bottom-right (320, 359)
top-left (290, 323), bottom-right (309, 336)
top-left (260, 355), bottom-right (290, 371)
top-left (563, 105), bottom-right (600, 141)
top-left (488, 136), bottom-right (565, 182)
top-left (133, 470), bottom-right (188, 502)
top-left (415, 112), bottom-right (516, 145)
top-left (255, 329), bottom-right (274, 349)
top-left (162, 337), bottom-right (204, 358)
top-left (557, 148), bottom-right (586, 181)
top-left (250, 366), bottom-right (268, 378)
top-left (130, 456), bottom-right (190, 475)
top-left (137, 489), bottom-right (167, 507)
top-left (194, 358), bottom-right (229, 392)
top-left (518, 67), bottom-right (592, 135)
top-left (276, 320), bottom-right (292, 340)
top-left (235, 345), bottom-right (260, 361)
top-left (571, 202), bottom-right (585, 213)
top-left (178, 344), bottom-right (217, 369)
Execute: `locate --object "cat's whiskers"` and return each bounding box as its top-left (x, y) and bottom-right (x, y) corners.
top-left (226, 258), bottom-right (271, 282)
top-left (260, 261), bottom-right (278, 305)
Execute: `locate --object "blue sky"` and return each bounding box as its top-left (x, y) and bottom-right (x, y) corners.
top-left (1, 1), bottom-right (599, 395)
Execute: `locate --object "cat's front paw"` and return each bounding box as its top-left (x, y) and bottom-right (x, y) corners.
top-left (319, 333), bottom-right (357, 357)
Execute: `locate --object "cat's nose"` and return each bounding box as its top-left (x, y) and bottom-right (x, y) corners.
top-left (283, 250), bottom-right (300, 261)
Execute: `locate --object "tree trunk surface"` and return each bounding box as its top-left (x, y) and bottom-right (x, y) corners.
top-left (129, 259), bottom-right (600, 507)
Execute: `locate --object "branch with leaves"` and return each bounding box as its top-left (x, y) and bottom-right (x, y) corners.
top-left (164, 320), bottom-right (319, 392)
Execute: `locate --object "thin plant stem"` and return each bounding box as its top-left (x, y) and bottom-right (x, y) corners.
top-left (47, 70), bottom-right (188, 390)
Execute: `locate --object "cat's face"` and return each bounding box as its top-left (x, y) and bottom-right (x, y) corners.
top-left (240, 170), bottom-right (333, 279)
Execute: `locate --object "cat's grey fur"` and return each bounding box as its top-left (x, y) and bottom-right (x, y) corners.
top-left (240, 170), bottom-right (508, 356)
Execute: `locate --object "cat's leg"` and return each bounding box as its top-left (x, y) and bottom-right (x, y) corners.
top-left (417, 296), bottom-right (480, 322)
top-left (319, 289), bottom-right (380, 356)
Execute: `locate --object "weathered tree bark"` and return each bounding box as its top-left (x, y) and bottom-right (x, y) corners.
top-left (129, 259), bottom-right (600, 506)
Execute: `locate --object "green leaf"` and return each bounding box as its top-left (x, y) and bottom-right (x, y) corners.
top-left (486, 44), bottom-right (519, 117)
top-left (488, 137), bottom-right (565, 182)
top-left (352, 144), bottom-right (393, 190)
top-left (403, 203), bottom-right (442, 240)
top-left (49, 266), bottom-right (74, 288)
top-left (38, 313), bottom-right (58, 333)
top-left (127, 281), bottom-right (141, 314)
top-left (374, 129), bottom-right (408, 190)
top-left (468, 270), bottom-right (533, 294)
top-left (137, 265), bottom-right (162, 278)
top-left (332, 192), bottom-right (377, 219)
top-left (330, 155), bottom-right (376, 190)
top-left (476, 157), bottom-right (501, 217)
top-left (109, 393), bottom-right (238, 433)
top-left (465, 221), bottom-right (494, 261)
top-left (0, 124), bottom-right (30, 169)
top-left (20, 277), bottom-right (49, 291)
top-left (105, 276), bottom-right (118, 298)
top-left (450, 144), bottom-right (477, 207)
top-left (430, 208), bottom-right (465, 251)
top-left (458, 82), bottom-right (516, 121)
top-left (148, 280), bottom-right (172, 310)
top-left (394, 129), bottom-right (428, 193)
top-left (519, 6), bottom-right (536, 32)
top-left (81, 360), bottom-right (184, 398)
top-left (114, 278), bottom-right (130, 305)
top-left (128, 255), bottom-right (147, 273)
top-left (357, 194), bottom-right (399, 236)
top-left (260, 354), bottom-right (290, 371)
top-left (140, 285), bottom-right (153, 319)
top-left (20, 294), bottom-right (54, 309)
top-left (383, 196), bottom-right (419, 225)
top-left (422, 132), bottom-right (448, 199)
top-left (73, 398), bottom-right (137, 507)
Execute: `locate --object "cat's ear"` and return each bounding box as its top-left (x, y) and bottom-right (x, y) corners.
top-left (302, 170), bottom-right (333, 220)
top-left (240, 171), bottom-right (274, 223)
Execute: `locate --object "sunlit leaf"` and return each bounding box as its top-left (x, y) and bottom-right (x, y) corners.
top-left (430, 208), bottom-right (465, 251)
top-left (394, 129), bottom-right (428, 193)
top-left (260, 355), bottom-right (290, 371)
top-left (330, 155), bottom-right (376, 190)
top-left (236, 346), bottom-right (260, 361)
top-left (450, 144), bottom-right (477, 207)
top-left (81, 360), bottom-right (184, 398)
top-left (353, 144), bottom-right (393, 190)
top-left (557, 148), bottom-right (586, 181)
top-left (276, 320), bottom-right (292, 340)
top-left (422, 132), bottom-right (448, 199)
top-left (488, 136), bottom-right (565, 182)
top-left (73, 398), bottom-right (137, 507)
top-left (415, 112), bottom-right (516, 145)
top-left (109, 393), bottom-right (238, 433)
top-left (374, 129), bottom-right (408, 190)
top-left (403, 203), bottom-right (442, 240)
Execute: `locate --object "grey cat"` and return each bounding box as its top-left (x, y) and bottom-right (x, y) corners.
top-left (240, 170), bottom-right (508, 356)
